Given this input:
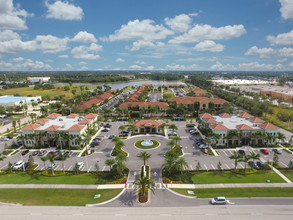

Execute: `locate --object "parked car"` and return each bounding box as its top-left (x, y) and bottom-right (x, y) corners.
top-left (186, 124), bottom-right (194, 128)
top-left (273, 148), bottom-right (282, 154)
top-left (199, 144), bottom-right (208, 149)
top-left (75, 162), bottom-right (84, 170)
top-left (248, 161), bottom-right (259, 169)
top-left (32, 151), bottom-right (40, 156)
top-left (256, 161), bottom-right (265, 168)
top-left (101, 128), bottom-right (110, 132)
top-left (21, 150), bottom-right (29, 156)
top-left (190, 130), bottom-right (199, 135)
top-left (210, 197), bottom-right (227, 205)
top-left (13, 160), bottom-right (25, 169)
top-left (47, 163), bottom-right (57, 170)
top-left (238, 150), bottom-right (245, 155)
top-left (39, 150), bottom-right (47, 156)
top-left (281, 142), bottom-right (290, 146)
top-left (108, 135), bottom-right (115, 139)
top-left (6, 136), bottom-right (13, 139)
top-left (63, 151), bottom-right (71, 157)
top-left (260, 148), bottom-right (269, 155)
top-left (47, 151), bottom-right (54, 156)
top-left (0, 137), bottom-right (9, 141)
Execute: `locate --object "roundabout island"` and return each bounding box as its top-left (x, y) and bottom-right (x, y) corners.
top-left (135, 140), bottom-right (160, 149)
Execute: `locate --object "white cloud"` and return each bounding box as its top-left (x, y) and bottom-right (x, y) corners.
top-left (130, 40), bottom-right (165, 51)
top-left (169, 24), bottom-right (246, 44)
top-left (72, 31), bottom-right (97, 43)
top-left (46, 0), bottom-right (83, 20)
top-left (279, 47), bottom-right (293, 57)
top-left (115, 58), bottom-right (125, 63)
top-left (59, 54), bottom-right (68, 58)
top-left (245, 46), bottom-right (275, 58)
top-left (135, 61), bottom-right (146, 65)
top-left (289, 61), bottom-right (293, 68)
top-left (0, 30), bottom-right (21, 41)
top-left (146, 65), bottom-right (155, 70)
top-left (129, 65), bottom-right (142, 70)
top-left (0, 39), bottom-right (37, 53)
top-left (10, 57), bottom-right (24, 62)
top-left (210, 61), bottom-right (236, 70)
top-left (71, 43), bottom-right (103, 59)
top-left (35, 35), bottom-right (69, 53)
top-left (0, 59), bottom-right (52, 71)
top-left (78, 61), bottom-right (87, 65)
top-left (0, 0), bottom-right (33, 30)
top-left (165, 14), bottom-right (192, 32)
top-left (65, 64), bottom-right (73, 69)
top-left (277, 58), bottom-right (288, 62)
top-left (267, 30), bottom-right (293, 45)
top-left (80, 66), bottom-right (88, 70)
top-left (238, 62), bottom-right (283, 70)
top-left (194, 40), bottom-right (225, 52)
top-left (166, 64), bottom-right (200, 70)
top-left (279, 0), bottom-right (293, 20)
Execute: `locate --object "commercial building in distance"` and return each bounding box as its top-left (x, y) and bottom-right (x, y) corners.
top-left (27, 77), bottom-right (51, 84)
top-left (259, 85), bottom-right (293, 102)
top-left (0, 95), bottom-right (42, 107)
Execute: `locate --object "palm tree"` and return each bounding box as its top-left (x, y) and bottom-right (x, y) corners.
top-left (58, 153), bottom-right (67, 174)
top-left (229, 151), bottom-right (242, 171)
top-left (127, 124), bottom-right (136, 134)
top-left (172, 136), bottom-right (181, 146)
top-left (40, 156), bottom-right (48, 173)
top-left (12, 120), bottom-right (17, 132)
top-left (17, 120), bottom-right (21, 129)
top-left (249, 151), bottom-right (260, 165)
top-left (115, 140), bottom-right (125, 150)
top-left (47, 154), bottom-right (56, 175)
top-left (111, 136), bottom-right (121, 144)
top-left (113, 153), bottom-right (127, 177)
top-left (239, 155), bottom-right (250, 174)
top-left (162, 152), bottom-right (179, 176)
top-left (133, 176), bottom-right (156, 197)
top-left (167, 139), bottom-right (176, 150)
top-left (169, 124), bottom-right (178, 131)
top-left (105, 159), bottom-right (115, 171)
top-left (228, 130), bottom-right (239, 146)
top-left (136, 152), bottom-right (151, 166)
top-left (176, 157), bottom-right (189, 174)
top-left (277, 132), bottom-right (285, 144)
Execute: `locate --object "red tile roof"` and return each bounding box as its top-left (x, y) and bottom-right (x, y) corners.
top-left (191, 87), bottom-right (208, 95)
top-left (236, 124), bottom-right (253, 130)
top-left (199, 113), bottom-right (212, 118)
top-left (168, 96), bottom-right (226, 105)
top-left (204, 118), bottom-right (217, 124)
top-left (77, 92), bottom-right (114, 110)
top-left (22, 124), bottom-right (41, 131)
top-left (249, 117), bottom-right (265, 123)
top-left (210, 124), bottom-right (229, 130)
top-left (46, 113), bottom-right (62, 119)
top-left (45, 125), bottom-right (61, 131)
top-left (239, 112), bottom-right (254, 118)
top-left (84, 113), bottom-right (98, 119)
top-left (258, 123), bottom-right (279, 130)
top-left (211, 98), bottom-right (227, 104)
top-left (119, 102), bottom-right (169, 109)
top-left (68, 124), bottom-right (86, 131)
top-left (79, 118), bottom-right (92, 124)
top-left (127, 84), bottom-right (149, 102)
top-left (35, 118), bottom-right (50, 124)
top-left (219, 113), bottom-right (232, 118)
top-left (67, 113), bottom-right (78, 118)
top-left (134, 120), bottom-right (163, 128)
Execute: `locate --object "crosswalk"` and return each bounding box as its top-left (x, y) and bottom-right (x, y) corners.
top-left (126, 183), bottom-right (164, 189)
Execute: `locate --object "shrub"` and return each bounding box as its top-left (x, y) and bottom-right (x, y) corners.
top-left (135, 140), bottom-right (159, 149)
top-left (41, 171), bottom-right (67, 177)
top-left (233, 169), bottom-right (257, 175)
top-left (111, 146), bottom-right (128, 157)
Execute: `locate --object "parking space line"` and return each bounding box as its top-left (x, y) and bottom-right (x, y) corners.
top-left (225, 164), bottom-right (230, 169)
top-left (211, 164), bottom-right (215, 170)
top-left (189, 165), bottom-right (193, 170)
top-left (88, 165), bottom-right (92, 172)
top-left (222, 150), bottom-right (228, 156)
top-left (102, 166), bottom-right (106, 171)
top-left (204, 164), bottom-right (208, 171)
top-left (0, 164), bottom-right (6, 170)
top-left (281, 162), bottom-right (288, 168)
top-left (239, 164), bottom-right (244, 168)
top-left (67, 165), bottom-right (72, 171)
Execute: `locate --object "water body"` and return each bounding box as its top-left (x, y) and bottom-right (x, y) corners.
top-left (54, 80), bottom-right (185, 90)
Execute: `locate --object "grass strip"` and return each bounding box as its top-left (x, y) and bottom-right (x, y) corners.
top-left (171, 187), bottom-right (293, 198)
top-left (0, 188), bottom-right (122, 206)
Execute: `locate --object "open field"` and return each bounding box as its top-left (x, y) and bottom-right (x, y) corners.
top-left (171, 187), bottom-right (293, 198)
top-left (0, 188), bottom-right (122, 206)
top-left (0, 85), bottom-right (98, 99)
top-left (265, 106), bottom-right (293, 132)
top-left (0, 172), bottom-right (124, 185)
top-left (189, 171), bottom-right (285, 184)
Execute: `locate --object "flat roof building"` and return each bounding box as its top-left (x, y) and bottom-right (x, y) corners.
top-left (0, 95), bottom-right (42, 107)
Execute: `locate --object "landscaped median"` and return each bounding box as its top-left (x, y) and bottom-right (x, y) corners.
top-left (135, 140), bottom-right (159, 149)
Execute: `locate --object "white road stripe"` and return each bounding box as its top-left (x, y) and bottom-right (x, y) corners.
top-left (239, 164), bottom-right (244, 168)
top-left (281, 162), bottom-right (288, 168)
top-left (222, 150), bottom-right (228, 156)
top-left (102, 166), bottom-right (106, 171)
top-left (204, 164), bottom-right (208, 171)
top-left (211, 164), bottom-right (215, 169)
top-left (67, 165), bottom-right (72, 171)
top-left (88, 165), bottom-right (92, 172)
top-left (225, 164), bottom-right (230, 169)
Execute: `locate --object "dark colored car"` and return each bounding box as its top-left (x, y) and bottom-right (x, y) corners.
top-left (6, 136), bottom-right (13, 139)
top-left (281, 142), bottom-right (290, 146)
top-left (21, 150), bottom-right (29, 156)
top-left (32, 151), bottom-right (40, 156)
top-left (248, 161), bottom-right (259, 169)
top-left (186, 124), bottom-right (194, 128)
top-left (238, 150), bottom-right (245, 155)
top-left (63, 151), bottom-right (71, 157)
top-left (108, 135), bottom-right (115, 139)
top-left (256, 161), bottom-right (265, 168)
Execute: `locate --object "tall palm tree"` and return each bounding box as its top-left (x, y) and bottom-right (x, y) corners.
top-left (249, 151), bottom-right (260, 164)
top-left (172, 136), bottom-right (182, 146)
top-left (12, 120), bottom-right (17, 133)
top-left (169, 124), bottom-right (178, 131)
top-left (229, 151), bottom-right (242, 171)
top-left (111, 136), bottom-right (121, 145)
top-left (40, 156), bottom-right (48, 173)
top-left (162, 152), bottom-right (179, 176)
top-left (115, 140), bottom-right (125, 150)
top-left (58, 153), bottom-right (67, 174)
top-left (176, 157), bottom-right (189, 174)
top-left (133, 176), bottom-right (156, 197)
top-left (277, 132), bottom-right (285, 144)
top-left (167, 139), bottom-right (176, 150)
top-left (105, 159), bottom-right (115, 171)
top-left (47, 154), bottom-right (56, 175)
top-left (136, 152), bottom-right (151, 166)
top-left (239, 155), bottom-right (250, 174)
top-left (127, 124), bottom-right (136, 134)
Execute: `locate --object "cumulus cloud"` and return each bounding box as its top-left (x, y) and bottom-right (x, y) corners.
top-left (71, 43), bottom-right (103, 59)
top-left (46, 0), bottom-right (83, 20)
top-left (135, 61), bottom-right (146, 65)
top-left (115, 58), bottom-right (125, 62)
top-left (0, 59), bottom-right (52, 71)
top-left (59, 54), bottom-right (68, 58)
top-left (0, 39), bottom-right (37, 53)
top-left (72, 31), bottom-right (97, 43)
top-left (267, 30), bottom-right (293, 45)
top-left (210, 61), bottom-right (283, 71)
top-left (169, 24), bottom-right (246, 44)
top-left (130, 40), bottom-right (165, 51)
top-left (35, 35), bottom-right (69, 53)
top-left (10, 57), bottom-right (24, 62)
top-left (245, 46), bottom-right (275, 58)
top-left (129, 65), bottom-right (142, 70)
top-left (210, 61), bottom-right (236, 70)
top-left (166, 64), bottom-right (200, 70)
top-left (165, 14), bottom-right (192, 32)
top-left (78, 61), bottom-right (87, 65)
top-left (0, 0), bottom-right (33, 30)
top-left (279, 0), bottom-right (293, 20)
top-left (65, 63), bottom-right (73, 69)
top-left (194, 40), bottom-right (225, 52)
top-left (279, 47), bottom-right (293, 57)
top-left (0, 30), bottom-right (21, 41)
top-left (80, 66), bottom-right (88, 70)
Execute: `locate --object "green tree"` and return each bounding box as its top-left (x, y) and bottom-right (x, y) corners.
top-left (167, 139), bottom-right (176, 150)
top-left (58, 153), bottom-right (67, 174)
top-left (12, 120), bottom-right (17, 132)
top-left (169, 124), bottom-right (178, 131)
top-left (196, 162), bottom-right (202, 170)
top-left (105, 159), bottom-right (115, 171)
top-left (40, 156), bottom-right (48, 173)
top-left (239, 155), bottom-right (250, 173)
top-left (136, 152), bottom-right (151, 166)
top-left (133, 176), bottom-right (156, 197)
top-left (177, 157), bottom-right (189, 174)
top-left (27, 155), bottom-right (34, 170)
top-left (47, 154), bottom-right (56, 175)
top-left (229, 151), bottom-right (242, 171)
top-left (172, 136), bottom-right (181, 146)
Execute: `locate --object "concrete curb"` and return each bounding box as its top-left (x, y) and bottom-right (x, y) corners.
top-left (164, 185), bottom-right (197, 199)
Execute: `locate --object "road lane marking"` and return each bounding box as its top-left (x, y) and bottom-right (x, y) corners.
top-left (281, 162), bottom-right (288, 168)
top-left (222, 150), bottom-right (228, 156)
top-left (211, 164), bottom-right (215, 169)
top-left (88, 165), bottom-right (92, 172)
top-left (67, 165), bottom-right (72, 171)
top-left (189, 165), bottom-right (193, 170)
top-left (204, 164), bottom-right (208, 171)
top-left (239, 164), bottom-right (244, 168)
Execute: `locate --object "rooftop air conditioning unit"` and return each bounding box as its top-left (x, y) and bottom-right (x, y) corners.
top-left (59, 119), bottom-right (63, 121)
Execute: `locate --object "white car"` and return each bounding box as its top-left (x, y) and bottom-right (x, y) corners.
top-left (199, 144), bottom-right (208, 149)
top-left (76, 162), bottom-right (84, 170)
top-left (13, 161), bottom-right (25, 169)
top-left (210, 197), bottom-right (227, 204)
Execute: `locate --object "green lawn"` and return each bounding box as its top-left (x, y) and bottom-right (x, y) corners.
top-left (0, 172), bottom-right (124, 185)
top-left (280, 170), bottom-right (293, 182)
top-left (0, 188), bottom-right (122, 206)
top-left (172, 187), bottom-right (293, 198)
top-left (190, 171), bottom-right (285, 184)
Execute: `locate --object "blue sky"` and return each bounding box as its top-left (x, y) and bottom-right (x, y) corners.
top-left (0, 0), bottom-right (293, 71)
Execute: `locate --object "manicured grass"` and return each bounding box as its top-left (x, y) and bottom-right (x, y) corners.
top-left (8, 115), bottom-right (27, 119)
top-left (190, 171), bottom-right (285, 184)
top-left (0, 85), bottom-right (97, 99)
top-left (0, 188), bottom-right (122, 206)
top-left (171, 187), bottom-right (293, 198)
top-left (0, 172), bottom-right (124, 184)
top-left (280, 170), bottom-right (293, 182)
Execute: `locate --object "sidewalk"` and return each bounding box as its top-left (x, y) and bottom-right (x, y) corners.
top-left (0, 184), bottom-right (125, 189)
top-left (167, 182), bottom-right (293, 189)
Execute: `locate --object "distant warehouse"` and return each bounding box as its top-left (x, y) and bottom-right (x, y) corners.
top-left (27, 77), bottom-right (51, 84)
top-left (0, 96), bottom-right (42, 107)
